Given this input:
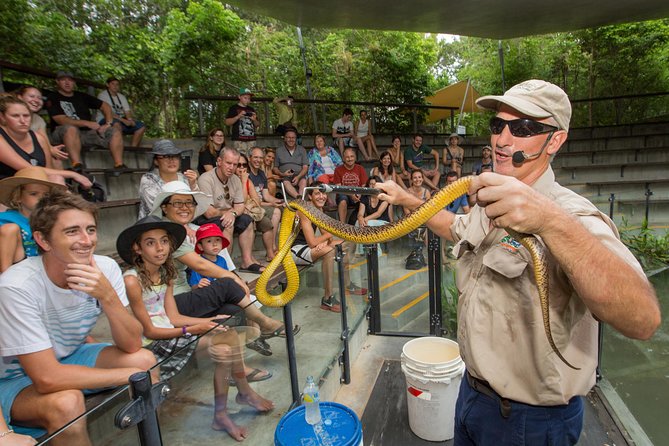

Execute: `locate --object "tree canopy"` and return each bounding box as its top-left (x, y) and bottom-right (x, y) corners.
top-left (1, 0), bottom-right (667, 137)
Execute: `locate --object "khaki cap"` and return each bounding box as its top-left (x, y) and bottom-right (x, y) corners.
top-left (476, 79), bottom-right (571, 131)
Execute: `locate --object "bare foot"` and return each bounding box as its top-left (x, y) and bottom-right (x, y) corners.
top-left (212, 411), bottom-right (248, 442)
top-left (236, 391), bottom-right (274, 412)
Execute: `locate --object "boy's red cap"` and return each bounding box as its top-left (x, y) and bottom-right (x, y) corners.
top-left (195, 223), bottom-right (230, 254)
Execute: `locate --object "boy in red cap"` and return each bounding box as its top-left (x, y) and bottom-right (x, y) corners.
top-left (189, 223), bottom-right (231, 288)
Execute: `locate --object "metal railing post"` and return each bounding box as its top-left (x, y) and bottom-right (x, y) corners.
top-left (366, 243), bottom-right (381, 335)
top-left (644, 186), bottom-right (653, 223)
top-left (280, 280), bottom-right (301, 407)
top-left (608, 193), bottom-right (615, 219)
top-left (197, 99), bottom-right (204, 136)
top-left (427, 230), bottom-right (443, 336)
top-left (335, 243), bottom-right (351, 384)
top-left (114, 371), bottom-right (169, 446)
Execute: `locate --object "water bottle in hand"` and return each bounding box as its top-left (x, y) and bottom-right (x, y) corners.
top-left (303, 375), bottom-right (322, 425)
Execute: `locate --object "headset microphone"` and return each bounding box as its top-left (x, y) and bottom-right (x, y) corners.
top-left (511, 131), bottom-right (555, 165)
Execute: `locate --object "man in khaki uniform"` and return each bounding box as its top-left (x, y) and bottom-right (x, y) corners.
top-left (377, 80), bottom-right (661, 445)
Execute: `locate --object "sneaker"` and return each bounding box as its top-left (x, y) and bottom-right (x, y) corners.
top-left (321, 295), bottom-right (341, 313)
top-left (346, 283), bottom-right (368, 296)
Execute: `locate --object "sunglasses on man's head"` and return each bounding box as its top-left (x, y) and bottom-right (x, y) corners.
top-left (489, 117), bottom-right (558, 138)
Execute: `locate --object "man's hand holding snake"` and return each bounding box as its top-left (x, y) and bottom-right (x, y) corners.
top-left (469, 172), bottom-right (563, 234)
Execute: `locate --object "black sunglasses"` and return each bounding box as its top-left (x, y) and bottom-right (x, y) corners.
top-left (489, 117), bottom-right (558, 138)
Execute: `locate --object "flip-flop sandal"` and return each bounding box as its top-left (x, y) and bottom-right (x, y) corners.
top-left (228, 368), bottom-right (273, 386)
top-left (260, 324), bottom-right (301, 340)
top-left (246, 338), bottom-right (273, 356)
top-left (239, 263), bottom-right (265, 274)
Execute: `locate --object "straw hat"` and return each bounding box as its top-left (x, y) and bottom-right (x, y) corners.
top-left (448, 133), bottom-right (464, 145)
top-left (0, 167), bottom-right (67, 206)
top-left (150, 181), bottom-right (212, 219)
top-left (116, 215), bottom-right (187, 265)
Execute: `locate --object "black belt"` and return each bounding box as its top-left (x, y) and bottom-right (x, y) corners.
top-left (466, 371), bottom-right (512, 418)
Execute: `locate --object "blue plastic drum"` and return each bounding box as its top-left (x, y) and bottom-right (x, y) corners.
top-left (275, 402), bottom-right (363, 446)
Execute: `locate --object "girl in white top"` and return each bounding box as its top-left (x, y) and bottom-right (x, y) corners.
top-left (119, 217), bottom-right (274, 441)
top-left (354, 110), bottom-right (379, 160)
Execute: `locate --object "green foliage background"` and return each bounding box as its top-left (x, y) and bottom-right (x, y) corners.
top-left (2, 1), bottom-right (668, 137)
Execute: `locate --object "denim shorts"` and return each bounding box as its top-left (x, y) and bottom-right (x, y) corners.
top-left (0, 343), bottom-right (110, 438)
top-left (99, 118), bottom-right (145, 134)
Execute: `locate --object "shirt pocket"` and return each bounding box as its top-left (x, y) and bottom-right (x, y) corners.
top-left (482, 245), bottom-right (528, 278)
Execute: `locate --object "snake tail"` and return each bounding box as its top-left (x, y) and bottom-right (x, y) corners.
top-left (513, 231), bottom-right (580, 370)
top-left (255, 207), bottom-right (301, 308)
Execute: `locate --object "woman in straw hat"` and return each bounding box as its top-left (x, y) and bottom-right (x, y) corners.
top-left (0, 95), bottom-right (91, 189)
top-left (442, 132), bottom-right (465, 178)
top-left (0, 166), bottom-right (67, 272)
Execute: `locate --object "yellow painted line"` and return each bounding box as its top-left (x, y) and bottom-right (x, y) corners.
top-left (392, 291), bottom-right (429, 319)
top-left (380, 267), bottom-right (427, 292)
top-left (346, 252), bottom-right (387, 270)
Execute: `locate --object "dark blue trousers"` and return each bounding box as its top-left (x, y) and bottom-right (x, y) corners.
top-left (454, 371), bottom-right (583, 446)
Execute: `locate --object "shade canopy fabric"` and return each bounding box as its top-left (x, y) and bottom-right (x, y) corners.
top-left (425, 80), bottom-right (482, 123)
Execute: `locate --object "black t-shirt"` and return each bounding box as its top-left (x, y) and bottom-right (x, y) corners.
top-left (0, 128), bottom-right (47, 179)
top-left (226, 104), bottom-right (256, 141)
top-left (197, 148), bottom-right (217, 174)
top-left (45, 91), bottom-right (103, 130)
top-left (248, 168), bottom-right (268, 191)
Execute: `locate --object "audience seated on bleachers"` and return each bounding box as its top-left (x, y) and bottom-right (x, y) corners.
top-left (198, 128), bottom-right (226, 174)
top-left (0, 189), bottom-right (156, 443)
top-left (273, 128), bottom-right (308, 199)
top-left (472, 145), bottom-right (493, 175)
top-left (151, 181), bottom-right (295, 346)
top-left (405, 169), bottom-right (431, 216)
top-left (236, 153), bottom-right (277, 262)
top-left (331, 108), bottom-right (356, 155)
top-left (334, 148), bottom-right (368, 224)
top-left (0, 95), bottom-right (92, 188)
top-left (197, 148), bottom-right (266, 273)
top-left (96, 77), bottom-right (146, 148)
top-left (307, 134), bottom-right (343, 185)
top-left (443, 132), bottom-right (465, 177)
top-left (370, 150), bottom-right (407, 190)
top-left (389, 135), bottom-right (410, 187)
top-left (273, 95), bottom-right (298, 136)
top-left (357, 176), bottom-right (393, 225)
top-left (45, 70), bottom-right (127, 172)
top-left (15, 85), bottom-right (69, 170)
top-left (404, 134), bottom-right (440, 191)
top-left (0, 167), bottom-right (66, 272)
top-left (443, 171), bottom-right (470, 214)
top-left (225, 88), bottom-right (259, 155)
top-left (248, 147), bottom-right (282, 258)
top-left (290, 181), bottom-right (367, 313)
top-left (261, 148), bottom-right (280, 198)
top-left (138, 139), bottom-right (199, 219)
top-left (354, 110), bottom-right (379, 161)
top-left (117, 216), bottom-right (274, 442)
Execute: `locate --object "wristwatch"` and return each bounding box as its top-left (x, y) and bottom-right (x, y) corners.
top-left (231, 210), bottom-right (238, 217)
top-left (182, 326), bottom-right (192, 338)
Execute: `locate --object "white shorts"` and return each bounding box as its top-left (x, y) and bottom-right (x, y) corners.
top-left (291, 244), bottom-right (313, 266)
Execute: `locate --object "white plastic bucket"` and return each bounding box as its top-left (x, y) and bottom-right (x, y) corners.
top-left (401, 337), bottom-right (465, 441)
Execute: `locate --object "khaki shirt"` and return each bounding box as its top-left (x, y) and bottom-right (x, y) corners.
top-left (198, 169), bottom-right (243, 211)
top-left (450, 166), bottom-right (643, 405)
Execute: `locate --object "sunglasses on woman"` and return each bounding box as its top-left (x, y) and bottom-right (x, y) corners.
top-left (489, 117), bottom-right (558, 138)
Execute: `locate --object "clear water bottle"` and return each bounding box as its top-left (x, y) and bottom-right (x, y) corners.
top-left (303, 375), bottom-right (322, 425)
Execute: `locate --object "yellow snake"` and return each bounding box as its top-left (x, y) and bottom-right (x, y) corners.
top-left (255, 177), bottom-right (579, 370)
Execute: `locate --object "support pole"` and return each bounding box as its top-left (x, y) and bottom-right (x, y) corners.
top-left (427, 230), bottom-right (443, 336)
top-left (281, 283), bottom-right (301, 407)
top-left (114, 372), bottom-right (169, 446)
top-left (644, 185), bottom-right (653, 223)
top-left (366, 243), bottom-right (381, 335)
top-left (335, 244), bottom-right (351, 384)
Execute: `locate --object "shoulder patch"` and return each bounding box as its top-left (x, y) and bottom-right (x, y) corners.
top-left (499, 235), bottom-right (521, 253)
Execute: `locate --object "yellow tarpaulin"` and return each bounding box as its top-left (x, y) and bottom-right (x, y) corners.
top-left (425, 80), bottom-right (481, 123)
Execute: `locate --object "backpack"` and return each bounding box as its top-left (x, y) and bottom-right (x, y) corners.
top-left (405, 247), bottom-right (426, 270)
top-left (69, 174), bottom-right (107, 203)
